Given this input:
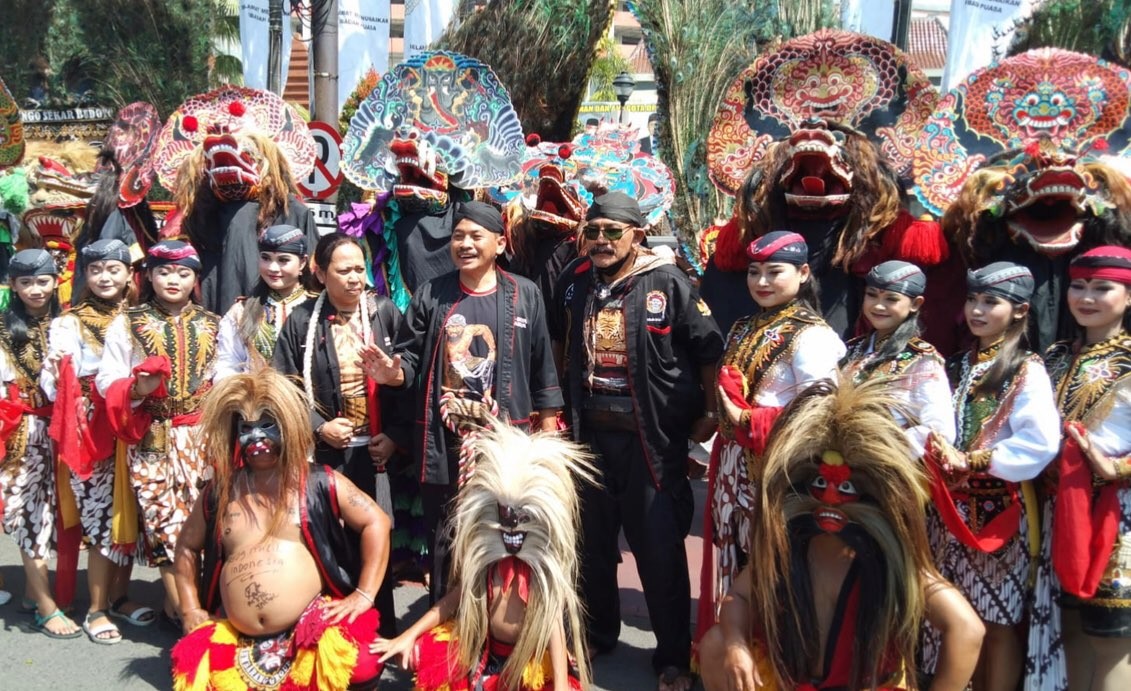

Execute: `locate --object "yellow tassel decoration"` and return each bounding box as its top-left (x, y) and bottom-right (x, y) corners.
top-left (313, 625), bottom-right (359, 690)
top-left (211, 668), bottom-right (245, 691)
top-left (290, 648), bottom-right (315, 687)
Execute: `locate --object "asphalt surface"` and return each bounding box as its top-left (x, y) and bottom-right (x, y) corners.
top-left (0, 480), bottom-right (709, 690)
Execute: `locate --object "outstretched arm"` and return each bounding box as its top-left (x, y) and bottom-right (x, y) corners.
top-left (924, 572), bottom-right (984, 691)
top-left (370, 588), bottom-right (461, 669)
top-left (323, 471), bottom-right (391, 625)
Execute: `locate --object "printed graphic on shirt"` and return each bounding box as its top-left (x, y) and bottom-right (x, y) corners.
top-left (587, 296), bottom-right (629, 392)
top-left (442, 291), bottom-right (499, 407)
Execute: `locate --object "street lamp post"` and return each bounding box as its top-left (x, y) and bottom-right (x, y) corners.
top-left (613, 71), bottom-right (636, 125)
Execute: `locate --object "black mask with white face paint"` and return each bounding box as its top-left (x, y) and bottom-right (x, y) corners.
top-left (237, 414), bottom-right (282, 458)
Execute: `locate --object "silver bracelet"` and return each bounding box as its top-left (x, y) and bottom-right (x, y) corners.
top-left (354, 588), bottom-right (375, 606)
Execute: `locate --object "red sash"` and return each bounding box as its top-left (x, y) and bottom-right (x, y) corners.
top-left (1052, 431), bottom-right (1123, 599)
top-left (47, 356), bottom-right (116, 480)
top-left (104, 356), bottom-right (175, 444)
top-left (924, 447), bottom-right (1022, 553)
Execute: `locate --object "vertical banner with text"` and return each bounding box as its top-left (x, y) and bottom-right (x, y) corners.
top-left (840, 0), bottom-right (895, 43)
top-left (239, 0), bottom-right (292, 90)
top-left (403, 0), bottom-right (457, 60)
top-left (943, 0), bottom-right (1035, 90)
top-left (338, 0), bottom-right (391, 111)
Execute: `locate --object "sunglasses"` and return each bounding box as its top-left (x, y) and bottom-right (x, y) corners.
top-left (582, 224), bottom-right (632, 241)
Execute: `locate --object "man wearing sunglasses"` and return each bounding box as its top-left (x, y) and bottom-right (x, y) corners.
top-left (551, 191), bottom-right (723, 691)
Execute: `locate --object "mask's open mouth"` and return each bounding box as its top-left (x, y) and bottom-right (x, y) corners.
top-left (529, 165), bottom-right (583, 230)
top-left (781, 128), bottom-right (853, 211)
top-left (1005, 167), bottom-right (1087, 254)
top-left (204, 133), bottom-right (260, 199)
top-left (501, 530), bottom-right (527, 555)
top-left (813, 506), bottom-right (849, 534)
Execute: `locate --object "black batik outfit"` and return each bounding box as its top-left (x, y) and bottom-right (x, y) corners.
top-left (392, 268), bottom-right (563, 601)
top-left (552, 254), bottom-right (724, 673)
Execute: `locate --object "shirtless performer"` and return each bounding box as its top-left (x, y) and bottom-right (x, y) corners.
top-left (699, 379), bottom-right (985, 691)
top-left (373, 423), bottom-right (594, 690)
top-left (170, 370), bottom-right (390, 691)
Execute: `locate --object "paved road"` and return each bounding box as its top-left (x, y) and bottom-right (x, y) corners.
top-left (0, 481), bottom-right (708, 690)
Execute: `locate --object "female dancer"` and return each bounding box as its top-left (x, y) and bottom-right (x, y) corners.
top-left (1034, 246), bottom-right (1131, 691)
top-left (927, 262), bottom-right (1060, 691)
top-left (273, 232), bottom-right (409, 637)
top-left (697, 231), bottom-right (845, 642)
top-left (96, 240), bottom-right (219, 626)
top-left (0, 249), bottom-right (72, 637)
top-left (214, 224), bottom-right (311, 379)
top-left (42, 239), bottom-right (154, 644)
top-left (841, 260), bottom-right (955, 458)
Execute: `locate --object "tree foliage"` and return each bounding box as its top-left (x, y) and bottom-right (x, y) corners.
top-left (629, 0), bottom-right (835, 239)
top-left (436, 0), bottom-right (615, 141)
top-left (0, 0), bottom-right (234, 115)
top-left (1009, 0), bottom-right (1131, 64)
top-left (588, 34), bottom-right (633, 103)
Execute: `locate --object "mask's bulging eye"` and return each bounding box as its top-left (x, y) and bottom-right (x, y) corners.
top-left (838, 480), bottom-right (857, 495)
top-left (811, 476), bottom-right (828, 490)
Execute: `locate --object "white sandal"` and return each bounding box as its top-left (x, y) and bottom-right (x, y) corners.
top-left (83, 610), bottom-right (123, 645)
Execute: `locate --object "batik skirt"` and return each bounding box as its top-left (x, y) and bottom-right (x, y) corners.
top-left (0, 416), bottom-right (57, 560)
top-left (1024, 495), bottom-right (1068, 691)
top-left (709, 440), bottom-right (754, 608)
top-left (128, 422), bottom-right (208, 566)
top-left (70, 453), bottom-right (134, 566)
top-left (935, 481), bottom-right (1031, 626)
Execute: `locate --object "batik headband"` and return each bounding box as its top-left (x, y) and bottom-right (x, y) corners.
top-left (9, 249), bottom-right (58, 278)
top-left (145, 240), bottom-right (202, 272)
top-left (966, 261), bottom-right (1034, 303)
top-left (865, 260), bottom-right (927, 298)
top-left (585, 191), bottom-right (647, 227)
top-left (81, 238), bottom-right (132, 266)
top-left (454, 201), bottom-right (505, 235)
top-left (747, 230), bottom-right (808, 265)
top-left (258, 225), bottom-right (307, 255)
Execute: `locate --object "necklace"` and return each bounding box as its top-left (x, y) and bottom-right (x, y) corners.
top-left (302, 291), bottom-right (371, 405)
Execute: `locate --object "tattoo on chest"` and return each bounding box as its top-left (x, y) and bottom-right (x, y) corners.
top-left (244, 581), bottom-right (278, 610)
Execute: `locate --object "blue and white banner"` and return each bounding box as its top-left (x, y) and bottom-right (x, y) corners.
top-left (338, 0), bottom-right (391, 110)
top-left (840, 0), bottom-right (895, 42)
top-left (943, 0), bottom-right (1036, 91)
top-left (403, 0), bottom-right (457, 60)
top-left (239, 0), bottom-right (292, 91)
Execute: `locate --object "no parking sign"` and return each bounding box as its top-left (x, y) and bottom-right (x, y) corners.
top-left (298, 121), bottom-right (343, 200)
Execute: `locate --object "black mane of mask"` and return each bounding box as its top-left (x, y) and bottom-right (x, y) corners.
top-left (776, 512), bottom-right (891, 689)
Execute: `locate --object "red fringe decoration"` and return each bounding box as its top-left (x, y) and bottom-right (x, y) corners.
top-left (711, 217), bottom-right (748, 272)
top-left (880, 210), bottom-right (949, 267)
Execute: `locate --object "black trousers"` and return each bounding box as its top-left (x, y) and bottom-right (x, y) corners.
top-left (421, 481), bottom-right (457, 605)
top-left (579, 427), bottom-right (694, 673)
top-left (318, 444), bottom-right (398, 638)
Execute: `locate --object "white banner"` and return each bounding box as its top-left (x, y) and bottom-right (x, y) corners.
top-left (338, 0), bottom-right (391, 111)
top-left (943, 0), bottom-right (1035, 91)
top-left (840, 0), bottom-right (895, 42)
top-left (239, 0), bottom-right (292, 91)
top-left (403, 0), bottom-right (457, 60)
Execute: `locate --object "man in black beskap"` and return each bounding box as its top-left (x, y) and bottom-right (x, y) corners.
top-left (360, 200), bottom-right (562, 603)
top-left (551, 191), bottom-right (723, 691)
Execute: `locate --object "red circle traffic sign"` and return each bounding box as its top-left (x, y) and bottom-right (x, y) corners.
top-left (298, 120), bottom-right (344, 200)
